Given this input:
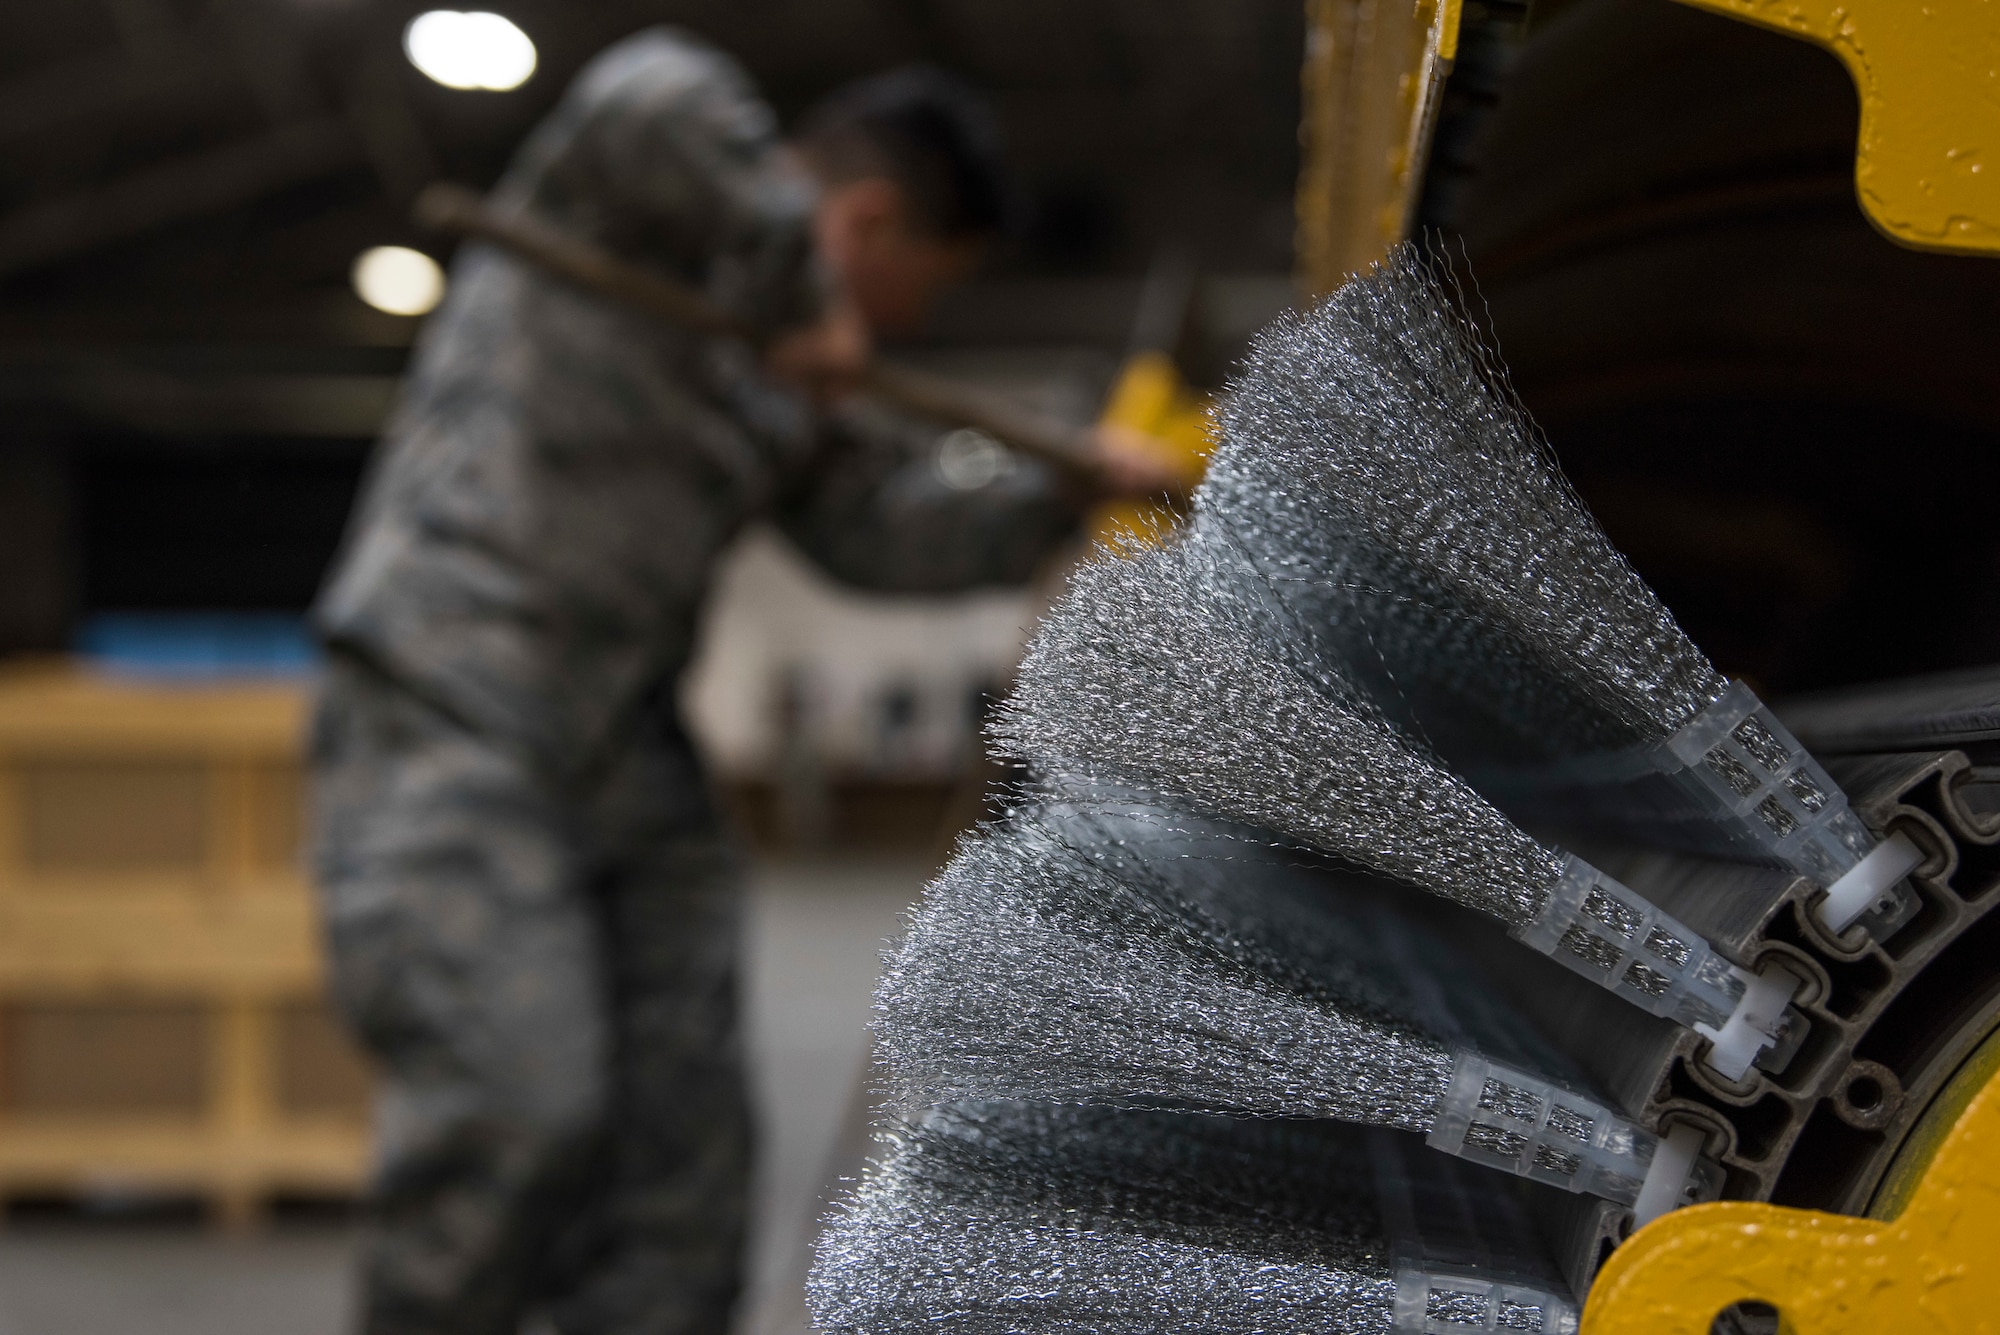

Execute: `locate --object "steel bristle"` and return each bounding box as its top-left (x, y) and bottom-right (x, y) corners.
top-left (807, 1100), bottom-right (1398, 1335)
top-left (990, 527), bottom-right (1563, 925)
top-left (868, 794), bottom-right (1603, 1129)
top-left (1205, 245), bottom-right (1726, 761)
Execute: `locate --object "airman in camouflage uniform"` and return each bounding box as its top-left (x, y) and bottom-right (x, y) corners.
top-left (311, 30), bottom-right (1089, 1335)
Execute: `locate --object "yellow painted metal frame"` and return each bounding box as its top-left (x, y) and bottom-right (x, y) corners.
top-left (1582, 1028), bottom-right (2000, 1332)
top-left (1089, 350), bottom-right (1213, 543)
top-left (1673, 0), bottom-right (2000, 256)
top-left (1294, 0), bottom-right (1999, 279)
top-left (1296, 0), bottom-right (1463, 294)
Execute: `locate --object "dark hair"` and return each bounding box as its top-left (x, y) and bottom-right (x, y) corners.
top-left (795, 66), bottom-right (1012, 240)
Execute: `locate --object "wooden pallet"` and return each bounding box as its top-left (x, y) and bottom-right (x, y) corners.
top-left (0, 661), bottom-right (372, 1226)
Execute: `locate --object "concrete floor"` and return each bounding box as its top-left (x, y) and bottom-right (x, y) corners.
top-left (0, 856), bottom-right (932, 1335)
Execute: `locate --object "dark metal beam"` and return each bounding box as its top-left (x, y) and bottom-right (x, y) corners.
top-left (103, 0), bottom-right (182, 62)
top-left (344, 52), bottom-right (442, 206)
top-left (0, 118), bottom-right (363, 279)
top-left (0, 47), bottom-right (237, 141)
top-left (212, 0), bottom-right (325, 122)
top-left (0, 361), bottom-right (399, 438)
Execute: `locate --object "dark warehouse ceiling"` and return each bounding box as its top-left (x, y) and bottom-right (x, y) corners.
top-left (0, 0), bottom-right (1305, 446)
top-left (0, 0), bottom-right (1305, 336)
top-left (0, 0), bottom-right (1305, 644)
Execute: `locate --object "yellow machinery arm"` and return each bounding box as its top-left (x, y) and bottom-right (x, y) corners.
top-left (1155, 0), bottom-right (2000, 519)
top-left (1297, 0), bottom-right (1999, 294)
top-left (1675, 0), bottom-right (2000, 255)
top-left (1582, 1028), bottom-right (2000, 1332)
top-left (1297, 0), bottom-right (1464, 294)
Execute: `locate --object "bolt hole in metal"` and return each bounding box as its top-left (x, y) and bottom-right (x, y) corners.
top-left (1711, 1299), bottom-right (1786, 1335)
top-left (1833, 1060), bottom-right (1903, 1131)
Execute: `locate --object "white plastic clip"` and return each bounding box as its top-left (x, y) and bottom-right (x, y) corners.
top-left (1694, 963), bottom-right (1802, 1083)
top-left (1392, 1263), bottom-right (1580, 1334)
top-left (1429, 1055), bottom-right (1722, 1223)
top-left (1663, 683), bottom-right (1918, 933)
top-left (1818, 832), bottom-right (1923, 937)
top-left (1631, 1123), bottom-right (1709, 1229)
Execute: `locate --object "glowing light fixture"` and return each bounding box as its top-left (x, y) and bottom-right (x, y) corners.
top-left (352, 245), bottom-right (446, 316)
top-left (934, 428), bottom-right (1014, 491)
top-left (403, 10), bottom-right (537, 92)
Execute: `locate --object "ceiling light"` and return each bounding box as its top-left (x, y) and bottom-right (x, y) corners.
top-left (934, 429), bottom-right (1015, 491)
top-left (403, 10), bottom-right (537, 92)
top-left (352, 246), bottom-right (446, 316)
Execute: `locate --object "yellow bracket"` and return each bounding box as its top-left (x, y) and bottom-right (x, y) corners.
top-left (1088, 350), bottom-right (1214, 544)
top-left (1296, 0), bottom-right (1464, 293)
top-left (1582, 1027), bottom-right (2000, 1332)
top-left (1673, 0), bottom-right (2000, 255)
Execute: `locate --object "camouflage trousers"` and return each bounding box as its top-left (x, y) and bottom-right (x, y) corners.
top-left (311, 653), bottom-right (750, 1335)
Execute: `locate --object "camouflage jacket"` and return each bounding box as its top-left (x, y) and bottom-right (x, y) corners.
top-left (316, 28), bottom-right (1077, 782)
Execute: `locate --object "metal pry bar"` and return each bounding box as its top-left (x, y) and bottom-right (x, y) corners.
top-left (412, 181), bottom-right (1144, 492)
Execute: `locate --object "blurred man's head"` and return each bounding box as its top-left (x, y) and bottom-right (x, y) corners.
top-left (792, 67), bottom-right (1010, 334)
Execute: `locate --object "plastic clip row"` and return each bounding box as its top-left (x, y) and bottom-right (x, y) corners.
top-left (1513, 858), bottom-right (1742, 1029)
top-left (1426, 1052), bottom-right (1720, 1212)
top-left (1513, 857), bottom-right (1801, 1079)
top-left (1393, 1263), bottom-right (1579, 1334)
top-left (1663, 682), bottom-right (1921, 939)
top-left (1374, 1125), bottom-right (1583, 1332)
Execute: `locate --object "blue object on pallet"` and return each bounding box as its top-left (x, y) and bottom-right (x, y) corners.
top-left (76, 613), bottom-right (320, 679)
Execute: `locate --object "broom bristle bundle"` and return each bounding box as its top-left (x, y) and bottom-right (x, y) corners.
top-left (1207, 246), bottom-right (1726, 758)
top-left (808, 1101), bottom-right (1399, 1335)
top-left (875, 801), bottom-right (1459, 1127)
top-left (989, 530), bottom-right (1562, 926)
top-left (877, 799), bottom-right (1611, 1128)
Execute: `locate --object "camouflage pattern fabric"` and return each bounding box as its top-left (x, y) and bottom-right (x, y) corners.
top-left (315, 656), bottom-right (748, 1335)
top-left (311, 27), bottom-right (1079, 1335)
top-left (317, 26), bottom-right (1074, 782)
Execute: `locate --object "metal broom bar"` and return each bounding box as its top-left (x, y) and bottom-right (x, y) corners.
top-left (414, 182), bottom-right (1142, 490)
